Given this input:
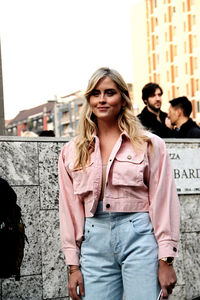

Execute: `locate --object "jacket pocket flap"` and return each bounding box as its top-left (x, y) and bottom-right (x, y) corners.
top-left (115, 152), bottom-right (144, 164)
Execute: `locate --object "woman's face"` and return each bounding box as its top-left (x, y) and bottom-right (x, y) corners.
top-left (89, 76), bottom-right (124, 123)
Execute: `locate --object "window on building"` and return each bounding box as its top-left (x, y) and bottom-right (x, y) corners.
top-left (165, 32), bottom-right (168, 41)
top-left (167, 70), bottom-right (170, 81)
top-left (197, 101), bottom-right (200, 113)
top-left (148, 57), bottom-right (152, 73)
top-left (176, 86), bottom-right (180, 96)
top-left (184, 41), bottom-right (187, 53)
top-left (186, 84), bottom-right (189, 95)
top-left (156, 35), bottom-right (159, 45)
top-left (175, 66), bottom-right (178, 77)
top-left (154, 0), bottom-right (158, 8)
top-left (183, 22), bottom-right (186, 32)
top-left (192, 15), bottom-right (196, 25)
top-left (185, 62), bottom-right (188, 74)
top-left (182, 2), bottom-right (185, 12)
top-left (173, 26), bottom-right (176, 36)
top-left (157, 54), bottom-right (160, 65)
top-left (194, 57), bottom-right (198, 69)
top-left (196, 79), bottom-right (200, 91)
top-left (193, 35), bottom-right (197, 48)
top-left (174, 45), bottom-right (177, 56)
top-left (166, 50), bottom-right (169, 62)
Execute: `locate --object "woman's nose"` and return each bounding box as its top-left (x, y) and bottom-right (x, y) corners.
top-left (99, 93), bottom-right (106, 102)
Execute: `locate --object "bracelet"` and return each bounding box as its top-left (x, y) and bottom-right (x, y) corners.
top-left (69, 266), bottom-right (80, 275)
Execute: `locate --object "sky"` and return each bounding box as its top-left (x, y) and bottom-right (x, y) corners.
top-left (0, 0), bottom-right (139, 120)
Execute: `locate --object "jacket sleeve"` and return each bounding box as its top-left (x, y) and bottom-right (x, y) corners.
top-left (147, 135), bottom-right (180, 259)
top-left (58, 144), bottom-right (85, 266)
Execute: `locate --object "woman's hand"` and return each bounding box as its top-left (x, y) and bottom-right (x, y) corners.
top-left (158, 260), bottom-right (177, 299)
top-left (68, 268), bottom-right (84, 300)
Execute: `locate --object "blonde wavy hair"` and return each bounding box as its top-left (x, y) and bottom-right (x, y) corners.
top-left (74, 67), bottom-right (150, 169)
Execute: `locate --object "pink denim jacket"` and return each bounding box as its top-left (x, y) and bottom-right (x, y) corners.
top-left (59, 131), bottom-right (180, 266)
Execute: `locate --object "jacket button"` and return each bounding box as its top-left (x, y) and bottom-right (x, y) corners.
top-left (127, 155), bottom-right (132, 160)
top-left (173, 247), bottom-right (177, 252)
top-left (106, 204), bottom-right (110, 208)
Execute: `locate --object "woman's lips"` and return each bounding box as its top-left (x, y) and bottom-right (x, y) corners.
top-left (97, 106), bottom-right (109, 111)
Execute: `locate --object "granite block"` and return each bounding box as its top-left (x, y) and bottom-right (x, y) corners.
top-left (180, 195), bottom-right (200, 232)
top-left (183, 232), bottom-right (200, 299)
top-left (40, 210), bottom-right (68, 299)
top-left (38, 142), bottom-right (60, 209)
top-left (0, 141), bottom-right (38, 185)
top-left (174, 232), bottom-right (185, 285)
top-left (169, 284), bottom-right (186, 300)
top-left (2, 275), bottom-right (42, 300)
top-left (13, 186), bottom-right (42, 276)
top-left (57, 142), bottom-right (67, 153)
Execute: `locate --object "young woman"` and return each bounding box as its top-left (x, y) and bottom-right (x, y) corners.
top-left (59, 67), bottom-right (180, 300)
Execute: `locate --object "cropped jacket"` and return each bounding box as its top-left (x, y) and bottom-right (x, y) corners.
top-left (59, 131), bottom-right (180, 265)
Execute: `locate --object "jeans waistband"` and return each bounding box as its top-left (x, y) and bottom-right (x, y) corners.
top-left (94, 201), bottom-right (146, 219)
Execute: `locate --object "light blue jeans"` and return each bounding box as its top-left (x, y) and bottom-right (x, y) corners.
top-left (80, 202), bottom-right (160, 300)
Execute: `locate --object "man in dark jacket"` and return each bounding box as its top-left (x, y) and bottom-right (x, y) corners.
top-left (137, 83), bottom-right (173, 138)
top-left (168, 96), bottom-right (200, 138)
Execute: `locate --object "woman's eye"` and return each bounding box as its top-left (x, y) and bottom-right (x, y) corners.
top-left (91, 90), bottom-right (99, 96)
top-left (106, 90), bottom-right (116, 96)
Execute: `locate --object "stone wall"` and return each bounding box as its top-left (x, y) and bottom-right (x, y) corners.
top-left (0, 136), bottom-right (199, 300)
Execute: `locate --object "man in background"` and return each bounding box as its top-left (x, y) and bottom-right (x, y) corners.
top-left (168, 96), bottom-right (200, 138)
top-left (137, 83), bottom-right (173, 138)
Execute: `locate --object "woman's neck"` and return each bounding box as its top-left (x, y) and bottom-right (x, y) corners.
top-left (97, 120), bottom-right (121, 140)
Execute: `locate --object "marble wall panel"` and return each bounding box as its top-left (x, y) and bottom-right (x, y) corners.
top-left (183, 232), bottom-right (200, 300)
top-left (174, 232), bottom-right (184, 285)
top-left (13, 186), bottom-right (42, 276)
top-left (40, 210), bottom-right (68, 299)
top-left (1, 139), bottom-right (200, 300)
top-left (169, 285), bottom-right (186, 300)
top-left (1, 275), bottom-right (43, 300)
top-left (0, 141), bottom-right (38, 185)
top-left (180, 195), bottom-right (200, 233)
top-left (38, 143), bottom-right (60, 209)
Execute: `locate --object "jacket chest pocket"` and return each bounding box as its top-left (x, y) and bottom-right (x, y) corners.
top-left (112, 152), bottom-right (145, 186)
top-left (71, 162), bottom-right (94, 195)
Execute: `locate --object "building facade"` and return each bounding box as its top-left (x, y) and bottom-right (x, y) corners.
top-left (54, 91), bottom-right (85, 138)
top-left (132, 0), bottom-right (200, 123)
top-left (5, 92), bottom-right (85, 138)
top-left (6, 101), bottom-right (56, 136)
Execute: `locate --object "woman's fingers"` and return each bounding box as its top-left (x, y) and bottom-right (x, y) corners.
top-left (68, 270), bottom-right (84, 300)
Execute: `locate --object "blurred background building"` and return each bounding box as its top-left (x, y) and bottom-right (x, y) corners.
top-left (5, 86), bottom-right (133, 137)
top-left (132, 0), bottom-right (200, 123)
top-left (3, 0), bottom-right (200, 135)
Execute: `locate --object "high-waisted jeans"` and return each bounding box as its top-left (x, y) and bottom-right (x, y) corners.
top-left (80, 201), bottom-right (160, 300)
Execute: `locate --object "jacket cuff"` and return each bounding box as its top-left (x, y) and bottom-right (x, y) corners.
top-left (63, 249), bottom-right (80, 266)
top-left (158, 241), bottom-right (179, 259)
